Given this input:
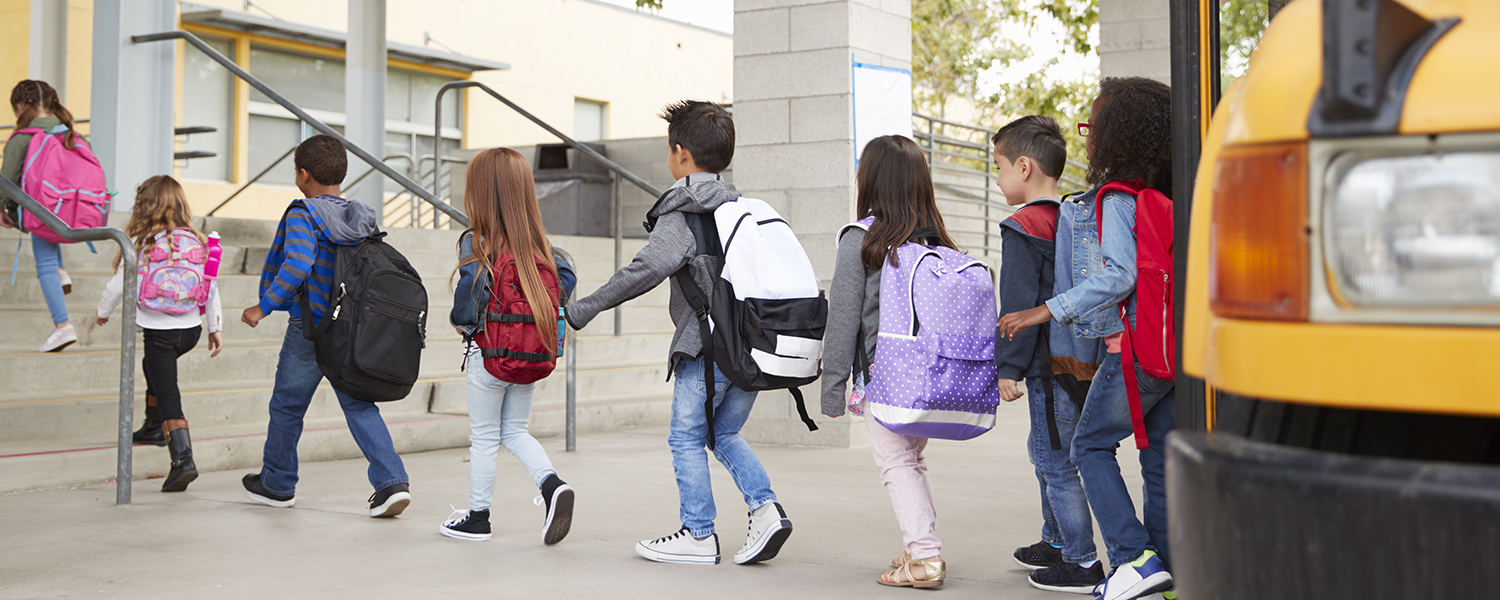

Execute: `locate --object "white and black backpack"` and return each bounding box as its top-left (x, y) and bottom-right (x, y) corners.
top-left (674, 196), bottom-right (827, 447)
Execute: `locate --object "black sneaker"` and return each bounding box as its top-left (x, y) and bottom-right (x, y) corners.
top-left (1028, 561), bottom-right (1106, 594)
top-left (132, 420), bottom-right (166, 446)
top-left (537, 474), bottom-right (574, 545)
top-left (440, 507), bottom-right (492, 541)
top-left (1014, 540), bottom-right (1065, 570)
top-left (242, 473), bottom-right (295, 508)
top-left (369, 482), bottom-right (411, 518)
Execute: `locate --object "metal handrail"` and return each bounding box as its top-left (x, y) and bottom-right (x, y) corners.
top-left (345, 153), bottom-right (415, 193)
top-left (133, 31), bottom-right (468, 226)
top-left (0, 177), bottom-right (137, 506)
top-left (208, 144), bottom-right (297, 216)
top-left (0, 119), bottom-right (90, 131)
top-left (435, 81), bottom-right (662, 199)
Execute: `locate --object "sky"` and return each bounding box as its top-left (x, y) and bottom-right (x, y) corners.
top-left (591, 0), bottom-right (1097, 96)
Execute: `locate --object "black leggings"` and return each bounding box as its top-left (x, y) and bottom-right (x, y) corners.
top-left (143, 326), bottom-right (201, 422)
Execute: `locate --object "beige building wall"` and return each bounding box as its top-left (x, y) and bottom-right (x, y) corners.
top-left (1, 0), bottom-right (733, 221)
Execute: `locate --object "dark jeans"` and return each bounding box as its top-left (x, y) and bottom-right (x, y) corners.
top-left (143, 326), bottom-right (201, 422)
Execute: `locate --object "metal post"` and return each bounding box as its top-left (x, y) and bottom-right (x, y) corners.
top-left (95, 1), bottom-right (176, 215)
top-left (29, 0), bottom-right (68, 100)
top-left (346, 0), bottom-right (387, 208)
top-left (612, 174), bottom-right (623, 336)
top-left (984, 158), bottom-right (992, 257)
top-left (565, 328), bottom-right (577, 451)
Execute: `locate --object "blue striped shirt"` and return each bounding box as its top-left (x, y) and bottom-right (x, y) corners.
top-left (257, 199), bottom-right (341, 321)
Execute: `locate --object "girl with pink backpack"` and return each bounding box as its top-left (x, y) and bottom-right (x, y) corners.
top-left (96, 175), bottom-right (224, 493)
top-left (0, 80), bottom-right (99, 353)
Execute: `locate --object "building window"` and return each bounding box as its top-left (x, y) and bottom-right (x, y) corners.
top-left (240, 44), bottom-right (462, 190)
top-left (180, 35), bottom-right (234, 182)
top-left (574, 99), bottom-right (606, 142)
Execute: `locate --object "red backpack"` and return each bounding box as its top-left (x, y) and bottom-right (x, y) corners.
top-left (476, 250), bottom-right (561, 385)
top-left (1096, 181), bottom-right (1174, 450)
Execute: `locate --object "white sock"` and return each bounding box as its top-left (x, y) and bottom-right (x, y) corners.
top-left (1079, 559), bottom-right (1098, 569)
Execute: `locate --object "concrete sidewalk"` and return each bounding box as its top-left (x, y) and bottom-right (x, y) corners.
top-left (0, 407), bottom-right (1146, 599)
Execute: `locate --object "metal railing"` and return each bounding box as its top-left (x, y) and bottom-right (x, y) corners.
top-left (913, 113), bottom-right (1089, 257)
top-left (133, 31), bottom-right (468, 227)
top-left (0, 177), bottom-right (138, 505)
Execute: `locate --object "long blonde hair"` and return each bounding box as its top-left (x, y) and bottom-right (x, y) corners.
top-left (115, 175), bottom-right (204, 270)
top-left (453, 148), bottom-right (558, 355)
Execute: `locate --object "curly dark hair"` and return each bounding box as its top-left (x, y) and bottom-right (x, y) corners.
top-left (294, 135), bottom-right (348, 186)
top-left (1087, 77), bottom-right (1172, 194)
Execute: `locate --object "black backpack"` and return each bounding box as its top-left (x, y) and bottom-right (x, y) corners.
top-left (301, 231), bottom-right (428, 402)
top-left (671, 198), bottom-right (826, 449)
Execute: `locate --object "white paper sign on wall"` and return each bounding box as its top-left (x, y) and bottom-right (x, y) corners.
top-left (852, 58), bottom-right (914, 162)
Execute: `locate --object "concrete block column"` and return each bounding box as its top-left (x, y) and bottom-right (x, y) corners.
top-left (29, 0), bottom-right (68, 101)
top-left (1099, 0), bottom-right (1171, 82)
top-left (91, 0), bottom-right (176, 214)
top-left (733, 0), bottom-right (910, 448)
top-left (345, 0), bottom-right (387, 206)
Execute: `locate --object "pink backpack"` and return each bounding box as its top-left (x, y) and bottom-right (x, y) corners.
top-left (12, 126), bottom-right (110, 244)
top-left (138, 229), bottom-right (219, 315)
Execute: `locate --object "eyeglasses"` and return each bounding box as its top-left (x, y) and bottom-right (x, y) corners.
top-left (1077, 122), bottom-right (1091, 137)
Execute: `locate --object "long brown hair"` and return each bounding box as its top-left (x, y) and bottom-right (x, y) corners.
top-left (855, 135), bottom-right (958, 270)
top-left (115, 175), bottom-right (204, 270)
top-left (453, 148), bottom-right (558, 354)
top-left (11, 80), bottom-right (79, 150)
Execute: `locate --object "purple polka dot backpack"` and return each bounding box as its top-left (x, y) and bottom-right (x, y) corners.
top-left (844, 217), bottom-right (1001, 440)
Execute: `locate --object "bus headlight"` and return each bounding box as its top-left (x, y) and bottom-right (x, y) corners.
top-left (1326, 152), bottom-right (1500, 306)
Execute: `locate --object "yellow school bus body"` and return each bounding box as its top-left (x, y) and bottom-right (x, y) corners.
top-left (1182, 0), bottom-right (1500, 421)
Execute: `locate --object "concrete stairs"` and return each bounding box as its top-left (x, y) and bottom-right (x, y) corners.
top-left (0, 212), bottom-right (676, 494)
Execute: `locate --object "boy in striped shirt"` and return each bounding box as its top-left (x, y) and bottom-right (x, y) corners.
top-left (238, 135), bottom-right (412, 518)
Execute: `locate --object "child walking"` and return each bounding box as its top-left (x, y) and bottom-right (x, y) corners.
top-left (95, 175), bottom-right (224, 492)
top-left (820, 135), bottom-right (962, 588)
top-left (239, 135), bottom-right (412, 518)
top-left (565, 100), bottom-right (794, 566)
top-left (999, 77), bottom-right (1177, 600)
top-left (439, 147), bottom-right (576, 545)
top-left (989, 116), bottom-right (1106, 593)
top-left (1, 80), bottom-right (83, 353)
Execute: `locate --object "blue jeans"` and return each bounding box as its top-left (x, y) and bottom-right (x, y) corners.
top-left (32, 236), bottom-right (67, 326)
top-left (465, 352), bottom-right (556, 510)
top-left (259, 322), bottom-right (409, 496)
top-left (671, 357), bottom-right (776, 539)
top-left (1027, 376), bottom-right (1097, 564)
top-left (1070, 352), bottom-right (1175, 569)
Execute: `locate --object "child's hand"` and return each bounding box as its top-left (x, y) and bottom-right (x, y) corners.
top-left (241, 306), bottom-right (266, 328)
top-left (95, 316), bottom-right (109, 327)
top-left (208, 331), bottom-right (224, 358)
top-left (998, 305), bottom-right (1053, 340)
top-left (998, 378), bottom-right (1023, 402)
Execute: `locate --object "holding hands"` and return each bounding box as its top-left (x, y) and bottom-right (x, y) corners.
top-left (996, 305), bottom-right (1053, 341)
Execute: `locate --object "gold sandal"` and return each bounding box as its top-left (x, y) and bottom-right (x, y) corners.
top-left (891, 550), bottom-right (910, 568)
top-left (878, 556), bottom-right (946, 588)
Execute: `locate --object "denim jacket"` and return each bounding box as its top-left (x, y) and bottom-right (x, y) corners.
top-left (1045, 188), bottom-right (1137, 340)
top-left (450, 232), bottom-right (577, 338)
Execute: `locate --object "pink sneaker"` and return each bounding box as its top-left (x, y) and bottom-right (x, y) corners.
top-left (40, 323), bottom-right (76, 353)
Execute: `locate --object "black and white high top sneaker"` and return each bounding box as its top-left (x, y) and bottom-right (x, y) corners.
top-left (440, 507), bottom-right (492, 542)
top-left (734, 502), bottom-right (793, 565)
top-left (536, 474), bottom-right (575, 545)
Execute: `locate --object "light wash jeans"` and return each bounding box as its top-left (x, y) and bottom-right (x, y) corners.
top-left (671, 357), bottom-right (776, 539)
top-left (32, 236), bottom-right (67, 326)
top-left (465, 352), bottom-right (556, 510)
top-left (260, 323), bottom-right (409, 496)
top-left (865, 401), bottom-right (941, 560)
top-left (1026, 375), bottom-right (1097, 564)
top-left (1071, 351), bottom-right (1176, 569)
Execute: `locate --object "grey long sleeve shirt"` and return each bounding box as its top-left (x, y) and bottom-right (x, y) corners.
top-left (818, 226), bottom-right (882, 416)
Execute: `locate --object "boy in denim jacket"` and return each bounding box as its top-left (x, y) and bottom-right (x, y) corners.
top-left (991, 116), bottom-right (1106, 594)
top-left (999, 77), bottom-right (1177, 600)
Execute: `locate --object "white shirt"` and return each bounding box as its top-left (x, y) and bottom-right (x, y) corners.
top-left (97, 266), bottom-right (223, 333)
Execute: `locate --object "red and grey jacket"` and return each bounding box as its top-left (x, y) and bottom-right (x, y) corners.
top-left (995, 199), bottom-right (1060, 381)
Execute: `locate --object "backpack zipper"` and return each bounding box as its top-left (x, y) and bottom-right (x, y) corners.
top-left (1160, 271), bottom-right (1170, 369)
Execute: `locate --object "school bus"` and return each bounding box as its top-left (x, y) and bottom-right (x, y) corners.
top-left (1168, 0), bottom-right (1500, 596)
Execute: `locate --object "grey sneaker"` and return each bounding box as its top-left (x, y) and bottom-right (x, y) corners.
top-left (733, 502), bottom-right (793, 565)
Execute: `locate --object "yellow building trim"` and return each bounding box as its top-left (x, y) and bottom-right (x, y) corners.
top-left (233, 36), bottom-right (251, 184)
top-left (1198, 0), bottom-right (1214, 139)
top-left (1208, 318), bottom-right (1500, 418)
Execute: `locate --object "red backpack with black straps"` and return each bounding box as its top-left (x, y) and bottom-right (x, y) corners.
top-left (475, 250), bottom-right (561, 385)
top-left (1096, 181), bottom-right (1174, 449)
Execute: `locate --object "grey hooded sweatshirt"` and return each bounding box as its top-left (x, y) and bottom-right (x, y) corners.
top-left (565, 172), bottom-right (736, 371)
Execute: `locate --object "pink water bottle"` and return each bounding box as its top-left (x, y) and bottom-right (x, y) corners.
top-left (205, 232), bottom-right (222, 281)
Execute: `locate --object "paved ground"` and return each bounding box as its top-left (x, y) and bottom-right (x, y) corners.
top-left (0, 407), bottom-right (1146, 599)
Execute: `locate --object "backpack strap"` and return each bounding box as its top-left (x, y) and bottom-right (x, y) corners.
top-left (674, 211), bottom-right (723, 449)
top-left (480, 347), bottom-right (552, 362)
top-left (1094, 181), bottom-right (1151, 450)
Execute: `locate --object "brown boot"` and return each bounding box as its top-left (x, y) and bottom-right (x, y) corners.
top-left (161, 419), bottom-right (198, 492)
top-left (133, 395), bottom-right (166, 446)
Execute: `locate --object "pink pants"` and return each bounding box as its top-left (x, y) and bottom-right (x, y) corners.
top-left (866, 412), bottom-right (942, 560)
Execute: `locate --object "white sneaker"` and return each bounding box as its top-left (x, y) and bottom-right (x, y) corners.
top-left (39, 324), bottom-right (76, 353)
top-left (1095, 550), bottom-right (1173, 600)
top-left (734, 502), bottom-right (793, 565)
top-left (635, 527), bottom-right (720, 564)
top-left (58, 269), bottom-right (71, 294)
